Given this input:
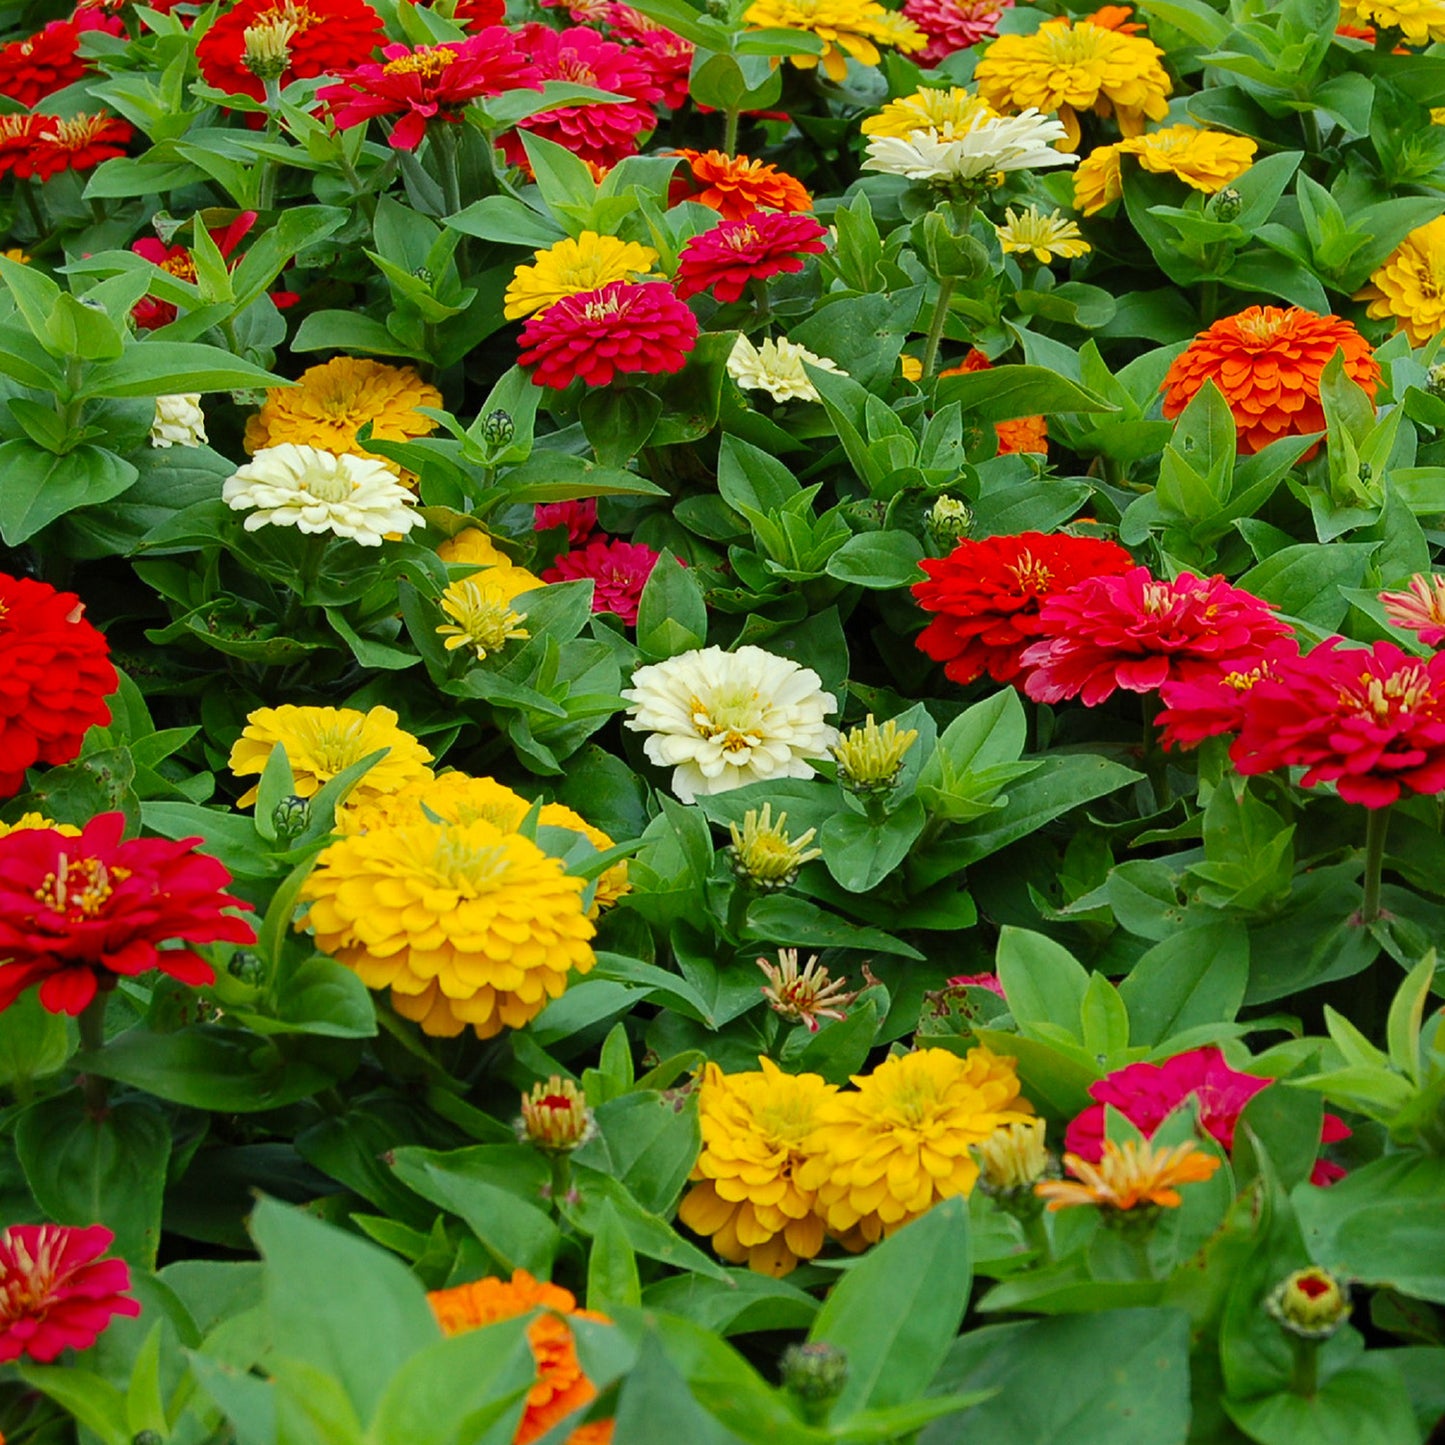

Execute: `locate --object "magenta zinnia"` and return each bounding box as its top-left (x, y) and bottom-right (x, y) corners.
top-left (1154, 639), bottom-right (1300, 751)
top-left (901, 0), bottom-right (1010, 65)
top-left (675, 213), bottom-right (830, 304)
top-left (541, 537), bottom-right (666, 625)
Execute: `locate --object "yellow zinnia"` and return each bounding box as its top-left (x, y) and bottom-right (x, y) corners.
top-left (228, 704), bottom-right (434, 809)
top-left (0, 813), bottom-right (79, 839)
top-left (974, 16), bottom-right (1171, 151)
top-left (743, 0), bottom-right (923, 83)
top-left (1074, 142), bottom-right (1123, 215)
top-left (243, 357), bottom-right (442, 471)
top-left (1360, 215), bottom-right (1445, 347)
top-left (1120, 123), bottom-right (1256, 193)
top-left (1339, 0), bottom-right (1445, 44)
top-left (298, 816), bottom-right (597, 1039)
top-left (860, 86), bottom-right (998, 141)
top-left (995, 205), bottom-right (1091, 263)
top-left (503, 231), bottom-right (660, 321)
top-left (677, 1058), bottom-right (839, 1277)
top-left (797, 1045), bottom-right (1033, 1246)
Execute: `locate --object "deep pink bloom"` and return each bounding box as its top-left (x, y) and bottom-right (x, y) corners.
top-left (317, 31), bottom-right (541, 151)
top-left (534, 498), bottom-right (598, 544)
top-left (1155, 638), bottom-right (1300, 751)
top-left (1021, 567), bottom-right (1294, 707)
top-left (541, 536), bottom-right (666, 624)
top-left (1230, 638), bottom-right (1445, 807)
top-left (901, 0), bottom-right (1010, 65)
top-left (0, 813), bottom-right (256, 1016)
top-left (0, 1224), bottom-right (139, 1363)
top-left (518, 280), bottom-right (698, 390)
top-left (947, 971), bottom-right (1006, 996)
top-left (605, 4), bottom-right (693, 109)
top-left (1379, 574), bottom-right (1445, 647)
top-left (1066, 1047), bottom-right (1349, 1188)
top-left (675, 213), bottom-right (830, 304)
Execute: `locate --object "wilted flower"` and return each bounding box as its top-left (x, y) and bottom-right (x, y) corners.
top-left (758, 948), bottom-right (859, 1030)
top-left (728, 804), bottom-right (821, 890)
top-left (149, 394), bottom-right (207, 448)
top-left (519, 1076), bottom-right (597, 1151)
top-left (727, 334), bottom-right (846, 403)
top-left (1381, 574), bottom-right (1445, 646)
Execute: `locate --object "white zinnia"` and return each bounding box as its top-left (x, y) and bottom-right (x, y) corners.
top-left (622, 644), bottom-right (839, 803)
top-left (222, 443), bottom-right (420, 546)
top-left (728, 335), bottom-right (848, 404)
top-left (149, 393), bottom-right (207, 448)
top-left (862, 110), bottom-right (1077, 184)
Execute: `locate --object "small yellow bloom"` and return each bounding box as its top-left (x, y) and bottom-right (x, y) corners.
top-left (861, 87), bottom-right (997, 141)
top-left (0, 813), bottom-right (80, 839)
top-left (1338, 0), bottom-right (1445, 45)
top-left (436, 527), bottom-right (519, 572)
top-left (503, 231), bottom-right (660, 321)
top-left (900, 354), bottom-right (924, 382)
top-left (436, 578), bottom-right (530, 662)
top-left (727, 803), bottom-right (821, 890)
top-left (518, 1075), bottom-right (596, 1151)
top-left (1074, 142), bottom-right (1124, 215)
top-left (1034, 1138), bottom-right (1221, 1213)
top-left (995, 205), bottom-right (1091, 264)
top-left (1359, 215), bottom-right (1445, 347)
top-left (831, 713), bottom-right (918, 793)
top-left (1, 248), bottom-right (30, 264)
top-left (743, 0), bottom-right (922, 83)
top-left (973, 1118), bottom-right (1051, 1193)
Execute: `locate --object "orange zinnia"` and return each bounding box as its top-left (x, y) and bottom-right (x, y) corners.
top-left (942, 350), bottom-right (1048, 455)
top-left (671, 149), bottom-right (812, 220)
top-left (1160, 306), bottom-right (1380, 456)
top-left (1034, 1138), bottom-right (1221, 1212)
top-left (429, 1271), bottom-right (614, 1445)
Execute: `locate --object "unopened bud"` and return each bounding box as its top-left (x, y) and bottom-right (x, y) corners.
top-left (831, 713), bottom-right (918, 796)
top-left (482, 409), bottom-right (514, 447)
top-left (1266, 1266), bottom-right (1351, 1340)
top-left (974, 1118), bottom-right (1052, 1215)
top-left (227, 950), bottom-right (265, 985)
top-left (926, 494), bottom-right (972, 547)
top-left (840, 498), bottom-right (887, 533)
top-left (242, 14), bottom-right (297, 81)
top-left (781, 1342), bottom-right (849, 1423)
top-left (272, 794), bottom-right (310, 842)
top-left (1211, 186), bottom-right (1242, 223)
top-left (517, 1075), bottom-right (596, 1152)
top-left (1428, 362), bottom-right (1445, 400)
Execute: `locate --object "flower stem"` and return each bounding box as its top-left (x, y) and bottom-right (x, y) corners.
top-left (1360, 804), bottom-right (1391, 925)
top-left (1288, 1335), bottom-right (1319, 1398)
top-left (722, 106), bottom-right (740, 159)
top-left (77, 993), bottom-right (110, 1118)
top-left (920, 275), bottom-right (958, 377)
top-left (432, 122), bottom-right (463, 217)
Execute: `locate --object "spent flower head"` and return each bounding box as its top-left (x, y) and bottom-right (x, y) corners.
top-left (518, 1075), bottom-right (597, 1151)
top-left (757, 948), bottom-right (859, 1031)
top-left (831, 713), bottom-right (919, 794)
top-left (728, 804), bottom-right (821, 890)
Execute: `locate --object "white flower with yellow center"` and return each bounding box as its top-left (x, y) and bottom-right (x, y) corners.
top-left (150, 394), bottom-right (208, 448)
top-left (727, 335), bottom-right (847, 404)
top-left (221, 443), bottom-right (420, 545)
top-left (621, 644), bottom-right (839, 802)
top-left (994, 205), bottom-right (1091, 264)
top-left (862, 110), bottom-right (1077, 186)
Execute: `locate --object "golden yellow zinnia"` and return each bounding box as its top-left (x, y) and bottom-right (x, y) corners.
top-left (797, 1045), bottom-right (1033, 1246)
top-left (860, 86), bottom-right (998, 140)
top-left (995, 205), bottom-right (1091, 263)
top-left (228, 704), bottom-right (434, 809)
top-left (1339, 0), bottom-right (1445, 44)
top-left (0, 813), bottom-right (79, 839)
top-left (1360, 215), bottom-right (1445, 347)
top-left (974, 17), bottom-right (1171, 151)
top-left (678, 1057), bottom-right (838, 1277)
top-left (243, 357), bottom-right (443, 471)
top-left (1120, 123), bottom-right (1256, 193)
top-left (1073, 142), bottom-right (1123, 215)
top-left (504, 231), bottom-right (660, 321)
top-left (298, 816), bottom-right (597, 1039)
top-left (743, 0), bottom-right (923, 83)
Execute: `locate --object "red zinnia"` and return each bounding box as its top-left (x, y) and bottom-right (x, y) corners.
top-left (0, 574), bottom-right (118, 797)
top-left (1021, 567), bottom-right (1294, 707)
top-left (605, 4), bottom-right (693, 110)
top-left (0, 813), bottom-right (256, 1015)
top-left (1231, 639), bottom-right (1445, 807)
top-left (452, 0), bottom-right (506, 26)
top-left (912, 532), bottom-right (1134, 687)
top-left (317, 30), bottom-right (541, 151)
top-left (1066, 1047), bottom-right (1349, 1188)
top-left (131, 211), bottom-right (275, 330)
top-left (534, 498), bottom-right (598, 544)
top-left (674, 213), bottom-right (829, 304)
top-left (0, 20), bottom-right (88, 107)
top-left (196, 0), bottom-right (385, 101)
top-left (0, 114), bottom-right (45, 180)
top-left (1154, 638), bottom-right (1299, 751)
top-left (900, 0), bottom-right (1010, 65)
top-left (518, 280), bottom-right (698, 390)
top-left (30, 111), bottom-right (132, 180)
top-left (0, 1224), bottom-right (140, 1363)
top-left (541, 536), bottom-right (666, 625)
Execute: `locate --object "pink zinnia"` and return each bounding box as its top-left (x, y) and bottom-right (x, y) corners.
top-left (605, 4), bottom-right (693, 109)
top-left (534, 498), bottom-right (598, 544)
top-left (901, 0), bottom-right (1010, 64)
top-left (0, 1224), bottom-right (140, 1363)
top-left (1380, 573), bottom-right (1445, 647)
top-left (1021, 567), bottom-right (1294, 707)
top-left (317, 31), bottom-right (541, 151)
top-left (518, 280), bottom-right (697, 390)
top-left (1155, 638), bottom-right (1300, 751)
top-left (1066, 1047), bottom-right (1349, 1188)
top-left (1231, 638), bottom-right (1445, 807)
top-left (542, 536), bottom-right (665, 624)
top-left (946, 971), bottom-right (1006, 996)
top-left (675, 213), bottom-right (830, 304)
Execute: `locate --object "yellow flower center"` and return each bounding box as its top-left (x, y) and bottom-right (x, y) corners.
top-left (1349, 667), bottom-right (1435, 719)
top-left (426, 830), bottom-right (512, 894)
top-left (45, 114), bottom-right (110, 148)
top-left (724, 225), bottom-right (761, 251)
top-left (1235, 309), bottom-right (1289, 344)
top-left (556, 58), bottom-right (598, 85)
top-left (32, 854), bottom-right (127, 920)
top-left (162, 253), bottom-right (198, 282)
top-left (0, 1232), bottom-right (59, 1317)
top-left (1008, 551), bottom-right (1053, 592)
top-left (689, 689), bottom-right (764, 750)
top-left (383, 48), bottom-right (455, 78)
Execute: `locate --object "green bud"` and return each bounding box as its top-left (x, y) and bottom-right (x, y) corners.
top-left (482, 409), bottom-right (515, 447)
top-left (781, 1341), bottom-right (849, 1424)
top-left (1211, 187), bottom-right (1242, 223)
top-left (227, 951), bottom-right (266, 986)
top-left (1266, 1267), bottom-right (1351, 1340)
top-left (925, 494), bottom-right (972, 548)
top-left (271, 794), bottom-right (310, 843)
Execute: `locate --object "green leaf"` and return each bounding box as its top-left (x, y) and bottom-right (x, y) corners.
top-left (636, 550), bottom-right (707, 658)
top-left (15, 1367), bottom-right (130, 1445)
top-left (1119, 920), bottom-right (1249, 1048)
top-left (995, 927), bottom-right (1089, 1042)
top-left (0, 440), bottom-right (138, 546)
top-left (934, 365), bottom-right (1116, 421)
top-left (1238, 543), bottom-right (1374, 630)
top-left (79, 341), bottom-right (282, 397)
top-left (587, 1199), bottom-right (644, 1314)
top-left (820, 797), bottom-right (926, 893)
top-left (824, 531), bottom-right (925, 589)
top-left (1224, 1356), bottom-right (1419, 1445)
top-left (1387, 952), bottom-right (1436, 1082)
top-left (0, 990), bottom-right (73, 1087)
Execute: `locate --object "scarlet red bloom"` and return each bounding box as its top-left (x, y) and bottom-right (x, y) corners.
top-left (0, 574), bottom-right (118, 797)
top-left (317, 30), bottom-right (541, 151)
top-left (542, 536), bottom-right (667, 624)
top-left (1161, 306), bottom-right (1381, 457)
top-left (1066, 1047), bottom-right (1349, 1188)
top-left (1021, 567), bottom-right (1294, 707)
top-left (1231, 639), bottom-right (1445, 807)
top-left (669, 149), bottom-right (813, 220)
top-left (518, 280), bottom-right (698, 390)
top-left (196, 0), bottom-right (385, 101)
top-left (0, 1224), bottom-right (140, 1364)
top-left (0, 813), bottom-right (256, 1015)
top-left (674, 213), bottom-right (829, 304)
top-left (452, 0), bottom-right (506, 26)
top-left (131, 211), bottom-right (275, 330)
top-left (534, 498), bottom-right (598, 543)
top-left (912, 532), bottom-right (1135, 687)
top-left (0, 114), bottom-right (45, 181)
top-left (0, 20), bottom-right (88, 107)
top-left (29, 111), bottom-right (132, 179)
top-left (900, 0), bottom-right (1010, 65)
top-left (1155, 638), bottom-right (1300, 750)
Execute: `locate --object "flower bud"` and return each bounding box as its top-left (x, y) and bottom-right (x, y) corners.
top-left (974, 1118), bottom-right (1051, 1194)
top-left (482, 409), bottom-right (515, 447)
top-left (517, 1075), bottom-right (596, 1152)
top-left (780, 1341), bottom-right (849, 1423)
top-left (840, 498), bottom-right (887, 533)
top-left (1427, 361), bottom-right (1445, 400)
top-left (831, 713), bottom-right (919, 796)
top-left (728, 804), bottom-right (821, 891)
top-left (1266, 1266), bottom-right (1351, 1340)
top-left (925, 494), bottom-right (972, 548)
top-left (271, 794), bottom-right (310, 843)
top-left (1211, 186), bottom-right (1242, 222)
top-left (227, 950), bottom-right (266, 985)
top-left (242, 15), bottom-right (297, 81)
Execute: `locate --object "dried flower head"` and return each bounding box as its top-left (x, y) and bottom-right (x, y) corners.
top-left (757, 948), bottom-right (859, 1031)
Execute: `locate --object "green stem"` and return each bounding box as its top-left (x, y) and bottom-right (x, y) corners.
top-left (432, 122), bottom-right (463, 217)
top-left (920, 275), bottom-right (959, 377)
top-left (749, 275), bottom-right (772, 328)
top-left (1198, 278), bottom-right (1220, 325)
top-left (77, 993), bottom-right (110, 1118)
top-left (725, 882), bottom-right (753, 944)
top-left (18, 178), bottom-right (45, 239)
top-left (1360, 804), bottom-right (1391, 925)
top-left (1288, 1335), bottom-right (1319, 1398)
top-left (722, 106), bottom-right (740, 159)
top-left (258, 78), bottom-right (283, 210)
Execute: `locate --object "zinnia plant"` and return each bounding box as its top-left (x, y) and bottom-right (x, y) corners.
top-left (674, 213), bottom-right (830, 304)
top-left (540, 536), bottom-right (665, 624)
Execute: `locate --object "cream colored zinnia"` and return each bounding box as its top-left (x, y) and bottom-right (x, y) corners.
top-left (150, 394), bottom-right (207, 448)
top-left (862, 111), bottom-right (1077, 186)
top-left (727, 334), bottom-right (846, 403)
top-left (995, 205), bottom-right (1091, 263)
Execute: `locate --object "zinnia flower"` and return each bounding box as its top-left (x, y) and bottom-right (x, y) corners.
top-left (900, 0), bottom-right (1011, 65)
top-left (674, 213), bottom-right (829, 304)
top-left (0, 115), bottom-right (44, 181)
top-left (939, 349), bottom-right (1053, 453)
top-left (670, 149), bottom-right (812, 220)
top-left (912, 531), bottom-right (1135, 687)
top-left (797, 1046), bottom-right (1032, 1245)
top-left (228, 703), bottom-right (435, 809)
top-left (0, 1225), bottom-right (140, 1363)
top-left (243, 356), bottom-right (442, 468)
top-left (678, 1058), bottom-right (839, 1276)
top-left (995, 205), bottom-right (1090, 263)
top-left (298, 816), bottom-right (596, 1038)
top-left (534, 498), bottom-right (598, 543)
top-left (436, 578), bottom-right (531, 660)
top-left (1153, 639), bottom-right (1300, 750)
top-left (742, 0), bottom-right (924, 82)
top-left (504, 231), bottom-right (659, 321)
top-left (1035, 1139), bottom-right (1221, 1212)
top-left (1230, 638), bottom-right (1445, 807)
top-left (0, 574), bottom-right (118, 798)
top-left (0, 814), bottom-right (80, 840)
top-left (517, 280), bottom-right (698, 390)
top-left (196, 0), bottom-right (386, 101)
top-left (131, 211), bottom-right (288, 330)
top-left (1160, 306), bottom-right (1380, 457)
top-left (30, 112), bottom-right (132, 179)
top-left (1073, 142), bottom-right (1123, 215)
top-left (429, 1270), bottom-right (614, 1445)
top-left (0, 813), bottom-right (255, 1015)
top-left (1119, 122), bottom-right (1257, 192)
top-left (438, 526), bottom-right (533, 575)
top-left (149, 394), bottom-right (207, 448)
top-left (757, 950), bottom-right (858, 1032)
top-left (1020, 567), bottom-right (1295, 707)
top-left (540, 536), bottom-right (664, 625)
top-left (974, 16), bottom-right (1171, 150)
top-left (860, 86), bottom-right (997, 140)
top-left (1381, 574), bottom-right (1445, 645)
top-left (0, 20), bottom-right (88, 107)
top-left (1360, 216), bottom-right (1445, 347)
top-left (1337, 0), bottom-right (1445, 43)
top-left (727, 334), bottom-right (846, 403)
top-left (318, 30), bottom-right (540, 150)
top-left (861, 111), bottom-right (1077, 187)
top-left (621, 644), bottom-right (838, 802)
top-left (223, 445), bottom-right (421, 544)
top-left (606, 4), bottom-right (693, 109)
